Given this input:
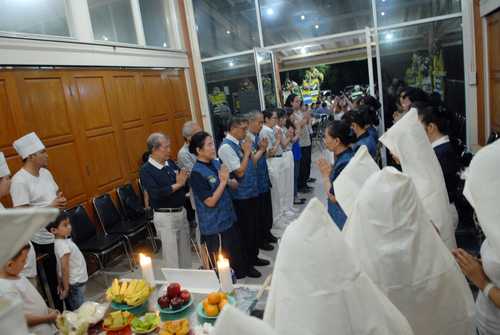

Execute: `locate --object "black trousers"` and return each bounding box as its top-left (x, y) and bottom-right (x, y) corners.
top-left (201, 224), bottom-right (246, 279)
top-left (184, 196), bottom-right (196, 223)
top-left (32, 242), bottom-right (63, 312)
top-left (299, 145), bottom-right (312, 188)
top-left (257, 191), bottom-right (273, 245)
top-left (233, 197), bottom-right (259, 269)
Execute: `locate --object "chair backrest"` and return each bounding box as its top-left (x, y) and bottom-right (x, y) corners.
top-left (137, 178), bottom-right (150, 208)
top-left (93, 194), bottom-right (122, 233)
top-left (117, 183), bottom-right (145, 220)
top-left (66, 205), bottom-right (96, 244)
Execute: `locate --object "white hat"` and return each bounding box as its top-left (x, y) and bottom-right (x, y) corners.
top-left (0, 207), bottom-right (58, 267)
top-left (379, 109), bottom-right (456, 250)
top-left (213, 305), bottom-right (278, 335)
top-left (0, 152), bottom-right (10, 178)
top-left (464, 139), bottom-right (500, 256)
top-left (264, 198), bottom-right (413, 335)
top-left (345, 168), bottom-right (475, 335)
top-left (13, 132), bottom-right (45, 159)
top-left (333, 145), bottom-right (379, 218)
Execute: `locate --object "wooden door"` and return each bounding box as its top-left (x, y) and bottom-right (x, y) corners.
top-left (14, 71), bottom-right (90, 208)
top-left (69, 72), bottom-right (128, 196)
top-left (488, 10), bottom-right (500, 132)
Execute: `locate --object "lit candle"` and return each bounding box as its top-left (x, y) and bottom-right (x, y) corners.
top-left (217, 254), bottom-right (233, 293)
top-left (139, 253), bottom-right (155, 286)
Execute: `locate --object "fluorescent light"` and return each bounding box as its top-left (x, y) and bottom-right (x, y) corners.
top-left (381, 11), bottom-right (385, 16)
top-left (385, 32), bottom-right (393, 41)
top-left (102, 35), bottom-right (108, 41)
top-left (314, 24), bottom-right (319, 29)
top-left (300, 15), bottom-right (305, 20)
top-left (266, 8), bottom-right (274, 16)
top-left (226, 30), bottom-right (231, 35)
top-left (301, 47), bottom-right (307, 55)
top-left (229, 61), bottom-right (234, 67)
top-left (163, 42), bottom-right (167, 47)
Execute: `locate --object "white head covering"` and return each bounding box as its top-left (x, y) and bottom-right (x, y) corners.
top-left (214, 305), bottom-right (278, 335)
top-left (379, 109), bottom-right (456, 249)
top-left (264, 198), bottom-right (413, 335)
top-left (345, 168), bottom-right (475, 335)
top-left (333, 145), bottom-right (379, 218)
top-left (0, 152), bottom-right (10, 177)
top-left (0, 208), bottom-right (58, 266)
top-left (13, 132), bottom-right (45, 159)
top-left (464, 139), bottom-right (500, 256)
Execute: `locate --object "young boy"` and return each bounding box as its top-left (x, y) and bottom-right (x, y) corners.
top-left (46, 213), bottom-right (88, 311)
top-left (0, 244), bottom-right (58, 335)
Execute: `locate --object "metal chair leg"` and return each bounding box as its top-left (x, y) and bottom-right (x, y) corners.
top-left (146, 223), bottom-right (158, 252)
top-left (122, 241), bottom-right (135, 272)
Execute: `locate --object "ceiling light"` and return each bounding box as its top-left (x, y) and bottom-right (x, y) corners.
top-left (229, 61), bottom-right (234, 67)
top-left (226, 30), bottom-right (231, 35)
top-left (163, 42), bottom-right (167, 47)
top-left (102, 35), bottom-right (108, 41)
top-left (385, 32), bottom-right (393, 41)
top-left (301, 47), bottom-right (307, 55)
top-left (266, 8), bottom-right (274, 16)
top-left (381, 11), bottom-right (385, 16)
top-left (314, 24), bottom-right (319, 29)
top-left (300, 15), bottom-right (305, 20)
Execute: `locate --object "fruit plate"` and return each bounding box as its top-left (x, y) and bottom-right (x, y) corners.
top-left (196, 295), bottom-right (235, 320)
top-left (158, 298), bottom-right (193, 315)
top-left (102, 314), bottom-right (134, 332)
top-left (130, 312), bottom-right (161, 334)
top-left (111, 301), bottom-right (148, 316)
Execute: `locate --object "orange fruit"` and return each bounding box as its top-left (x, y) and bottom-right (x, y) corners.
top-left (218, 292), bottom-right (227, 300)
top-left (207, 292), bottom-right (220, 305)
top-left (218, 299), bottom-right (228, 311)
top-left (204, 303), bottom-right (219, 317)
top-left (202, 298), bottom-right (210, 311)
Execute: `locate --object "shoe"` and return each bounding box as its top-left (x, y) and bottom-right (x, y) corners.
top-left (294, 198), bottom-right (306, 205)
top-left (235, 272), bottom-right (246, 279)
top-left (259, 243), bottom-right (274, 251)
top-left (246, 267), bottom-right (262, 278)
top-left (267, 234), bottom-right (278, 243)
top-left (307, 178), bottom-right (317, 183)
top-left (254, 258), bottom-right (271, 266)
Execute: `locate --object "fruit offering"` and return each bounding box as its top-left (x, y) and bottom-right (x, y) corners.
top-left (201, 292), bottom-right (228, 318)
top-left (160, 319), bottom-right (190, 335)
top-left (131, 312), bottom-right (160, 333)
top-left (103, 311), bottom-right (133, 331)
top-left (106, 279), bottom-right (152, 307)
top-left (157, 282), bottom-right (191, 310)
top-left (56, 301), bottom-right (108, 335)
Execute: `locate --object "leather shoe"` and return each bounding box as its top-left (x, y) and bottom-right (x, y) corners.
top-left (307, 178), bottom-right (317, 183)
top-left (246, 267), bottom-right (262, 278)
top-left (254, 258), bottom-right (271, 266)
top-left (259, 243), bottom-right (274, 251)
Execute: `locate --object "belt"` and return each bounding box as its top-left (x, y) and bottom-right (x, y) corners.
top-left (155, 207), bottom-right (183, 213)
top-left (270, 154), bottom-right (283, 158)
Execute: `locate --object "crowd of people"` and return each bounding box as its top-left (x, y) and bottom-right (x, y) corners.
top-left (1, 82), bottom-right (500, 334)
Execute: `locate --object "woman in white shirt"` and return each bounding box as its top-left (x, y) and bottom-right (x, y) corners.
top-left (453, 139), bottom-right (500, 335)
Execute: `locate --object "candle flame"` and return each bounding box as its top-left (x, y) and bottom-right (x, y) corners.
top-left (139, 253), bottom-right (151, 266)
top-left (218, 253), bottom-right (225, 262)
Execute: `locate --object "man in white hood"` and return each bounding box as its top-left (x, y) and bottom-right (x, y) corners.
top-left (213, 305), bottom-right (279, 335)
top-left (454, 139), bottom-right (500, 335)
top-left (264, 198), bottom-right (413, 335)
top-left (379, 109), bottom-right (456, 250)
top-left (345, 167), bottom-right (475, 335)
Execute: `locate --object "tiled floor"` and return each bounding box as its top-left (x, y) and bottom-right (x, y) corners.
top-left (85, 146), bottom-right (328, 300)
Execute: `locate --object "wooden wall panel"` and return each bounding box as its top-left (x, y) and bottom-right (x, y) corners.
top-left (488, 10), bottom-right (500, 132)
top-left (75, 77), bottom-right (112, 131)
top-left (0, 68), bottom-right (192, 213)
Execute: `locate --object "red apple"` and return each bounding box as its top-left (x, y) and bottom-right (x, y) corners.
top-left (170, 297), bottom-right (183, 310)
top-left (167, 283), bottom-right (181, 299)
top-left (158, 295), bottom-right (170, 309)
top-left (179, 290), bottom-right (191, 304)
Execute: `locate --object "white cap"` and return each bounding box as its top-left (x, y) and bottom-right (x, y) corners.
top-left (0, 152), bottom-right (10, 177)
top-left (13, 132), bottom-right (45, 159)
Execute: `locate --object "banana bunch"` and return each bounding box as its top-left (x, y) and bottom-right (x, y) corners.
top-left (106, 279), bottom-right (151, 307)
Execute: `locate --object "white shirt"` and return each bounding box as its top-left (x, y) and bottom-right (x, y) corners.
top-left (0, 276), bottom-right (56, 335)
top-left (10, 168), bottom-right (59, 244)
top-left (177, 143), bottom-right (197, 173)
top-left (218, 134), bottom-right (241, 173)
top-left (431, 135), bottom-right (450, 149)
top-left (54, 238), bottom-right (88, 285)
top-left (476, 240), bottom-right (500, 334)
top-left (260, 125), bottom-right (276, 153)
top-left (293, 111), bottom-right (311, 147)
top-left (148, 157), bottom-right (168, 170)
